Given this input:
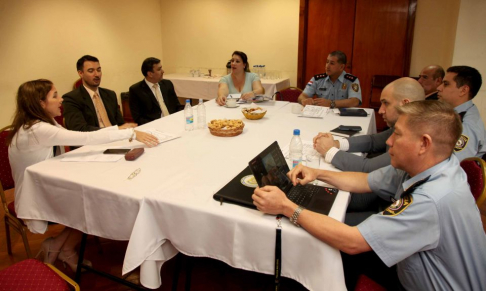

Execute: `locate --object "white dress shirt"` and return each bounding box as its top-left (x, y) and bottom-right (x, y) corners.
top-left (8, 120), bottom-right (133, 233)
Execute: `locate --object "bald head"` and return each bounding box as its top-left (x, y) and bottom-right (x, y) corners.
top-left (385, 77), bottom-right (426, 102)
top-left (379, 77), bottom-right (426, 127)
top-left (418, 65), bottom-right (445, 95)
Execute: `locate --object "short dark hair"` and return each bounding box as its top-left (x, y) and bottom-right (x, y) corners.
top-left (447, 66), bottom-right (482, 99)
top-left (141, 57), bottom-right (161, 77)
top-left (432, 66), bottom-right (445, 80)
top-left (232, 51), bottom-right (250, 72)
top-left (76, 55), bottom-right (99, 71)
top-left (329, 50), bottom-right (347, 65)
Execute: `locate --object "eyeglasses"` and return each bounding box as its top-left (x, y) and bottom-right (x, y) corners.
top-left (127, 168), bottom-right (141, 180)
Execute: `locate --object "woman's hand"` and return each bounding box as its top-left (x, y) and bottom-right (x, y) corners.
top-left (134, 131), bottom-right (159, 147)
top-left (216, 95), bottom-right (227, 106)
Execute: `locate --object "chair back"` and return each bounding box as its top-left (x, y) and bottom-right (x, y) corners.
top-left (460, 157), bottom-right (486, 206)
top-left (274, 87), bottom-right (302, 103)
top-left (0, 126), bottom-right (14, 214)
top-left (369, 75), bottom-right (401, 108)
top-left (0, 126), bottom-right (14, 190)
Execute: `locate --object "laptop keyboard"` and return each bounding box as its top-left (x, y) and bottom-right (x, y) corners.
top-left (287, 184), bottom-right (319, 205)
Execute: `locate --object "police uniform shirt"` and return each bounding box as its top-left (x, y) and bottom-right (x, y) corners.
top-left (453, 100), bottom-right (486, 161)
top-left (357, 156), bottom-right (486, 290)
top-left (302, 70), bottom-right (362, 103)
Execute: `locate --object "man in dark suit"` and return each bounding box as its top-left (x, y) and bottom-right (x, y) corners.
top-left (63, 55), bottom-right (134, 131)
top-left (128, 57), bottom-right (183, 125)
top-left (418, 65), bottom-right (445, 100)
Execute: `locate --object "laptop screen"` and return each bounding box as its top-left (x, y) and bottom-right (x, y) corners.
top-left (249, 141), bottom-right (293, 193)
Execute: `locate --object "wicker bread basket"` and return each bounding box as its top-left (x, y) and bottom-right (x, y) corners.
top-left (208, 119), bottom-right (245, 137)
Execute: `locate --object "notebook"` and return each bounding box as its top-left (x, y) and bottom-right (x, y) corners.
top-left (339, 108), bottom-right (368, 117)
top-left (213, 141), bottom-right (338, 215)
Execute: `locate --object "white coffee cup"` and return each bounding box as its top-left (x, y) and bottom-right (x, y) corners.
top-left (291, 103), bottom-right (303, 114)
top-left (226, 98), bottom-right (237, 107)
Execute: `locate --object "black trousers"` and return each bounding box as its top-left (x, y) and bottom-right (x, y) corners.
top-left (341, 250), bottom-right (404, 290)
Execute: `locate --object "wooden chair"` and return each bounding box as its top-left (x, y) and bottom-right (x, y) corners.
top-left (274, 87), bottom-right (303, 103)
top-left (460, 157), bottom-right (486, 206)
top-left (120, 92), bottom-right (134, 123)
top-left (0, 126), bottom-right (32, 257)
top-left (0, 259), bottom-right (80, 291)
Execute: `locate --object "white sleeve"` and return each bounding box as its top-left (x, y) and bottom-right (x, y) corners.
top-left (29, 122), bottom-right (132, 147)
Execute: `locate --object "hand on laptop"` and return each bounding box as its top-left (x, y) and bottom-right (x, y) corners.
top-left (287, 164), bottom-right (318, 186)
top-left (252, 186), bottom-right (297, 217)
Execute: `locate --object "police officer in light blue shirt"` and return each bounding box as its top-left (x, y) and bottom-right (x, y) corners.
top-left (437, 65), bottom-right (485, 161)
top-left (251, 101), bottom-right (486, 290)
top-left (298, 50), bottom-right (361, 109)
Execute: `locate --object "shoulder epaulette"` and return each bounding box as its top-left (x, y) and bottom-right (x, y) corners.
top-left (314, 73), bottom-right (327, 80)
top-left (344, 73), bottom-right (358, 82)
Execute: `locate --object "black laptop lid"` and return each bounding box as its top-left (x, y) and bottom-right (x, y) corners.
top-left (249, 141), bottom-right (294, 193)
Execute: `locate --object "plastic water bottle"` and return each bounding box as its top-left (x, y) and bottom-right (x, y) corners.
top-left (290, 129), bottom-right (303, 168)
top-left (197, 99), bottom-right (206, 129)
top-left (184, 99), bottom-right (194, 131)
top-left (262, 65), bottom-right (266, 79)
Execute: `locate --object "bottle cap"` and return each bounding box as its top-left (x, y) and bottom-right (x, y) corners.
top-left (293, 129), bottom-right (300, 135)
top-left (186, 99), bottom-right (190, 103)
top-left (199, 99), bottom-right (203, 103)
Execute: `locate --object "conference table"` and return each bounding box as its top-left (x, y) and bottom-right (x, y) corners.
top-left (17, 101), bottom-right (376, 291)
top-left (164, 73), bottom-right (291, 100)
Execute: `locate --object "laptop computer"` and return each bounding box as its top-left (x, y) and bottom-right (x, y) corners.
top-left (213, 141), bottom-right (338, 215)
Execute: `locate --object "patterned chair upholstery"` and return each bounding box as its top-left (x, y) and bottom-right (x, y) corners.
top-left (274, 87), bottom-right (302, 103)
top-left (0, 126), bottom-right (32, 257)
top-left (354, 274), bottom-right (386, 291)
top-left (0, 259), bottom-right (79, 291)
top-left (460, 157), bottom-right (486, 206)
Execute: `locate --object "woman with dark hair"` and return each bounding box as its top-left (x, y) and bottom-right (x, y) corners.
top-left (7, 79), bottom-right (158, 271)
top-left (216, 51), bottom-right (264, 106)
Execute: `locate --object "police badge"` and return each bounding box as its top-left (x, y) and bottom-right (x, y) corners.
top-left (382, 194), bottom-right (413, 216)
top-left (454, 134), bottom-right (469, 152)
top-left (352, 83), bottom-right (359, 92)
top-left (341, 83), bottom-right (347, 90)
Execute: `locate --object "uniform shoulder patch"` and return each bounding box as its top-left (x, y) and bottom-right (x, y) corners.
top-left (382, 194), bottom-right (413, 216)
top-left (314, 73), bottom-right (327, 80)
top-left (454, 134), bottom-right (469, 152)
top-left (344, 73), bottom-right (358, 82)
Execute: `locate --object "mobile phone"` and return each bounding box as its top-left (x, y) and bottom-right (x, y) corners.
top-left (103, 149), bottom-right (131, 154)
top-left (338, 125), bottom-right (362, 132)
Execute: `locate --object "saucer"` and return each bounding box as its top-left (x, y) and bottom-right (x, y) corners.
top-left (224, 104), bottom-right (240, 108)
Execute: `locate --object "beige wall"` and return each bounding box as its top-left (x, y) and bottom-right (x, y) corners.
top-left (1, 0), bottom-right (482, 127)
top-left (159, 0), bottom-right (300, 84)
top-left (452, 0), bottom-right (486, 118)
top-left (0, 0), bottom-right (163, 127)
top-left (409, 0), bottom-right (460, 76)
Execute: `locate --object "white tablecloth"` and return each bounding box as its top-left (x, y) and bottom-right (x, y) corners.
top-left (17, 101), bottom-right (376, 291)
top-left (164, 73), bottom-right (291, 100)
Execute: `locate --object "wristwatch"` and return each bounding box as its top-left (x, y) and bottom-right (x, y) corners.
top-left (330, 100), bottom-right (336, 109)
top-left (290, 205), bottom-right (305, 227)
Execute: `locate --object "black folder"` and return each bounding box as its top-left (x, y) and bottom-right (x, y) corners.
top-left (339, 108), bottom-right (368, 117)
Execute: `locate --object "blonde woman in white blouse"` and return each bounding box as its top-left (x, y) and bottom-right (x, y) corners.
top-left (7, 79), bottom-right (159, 271)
